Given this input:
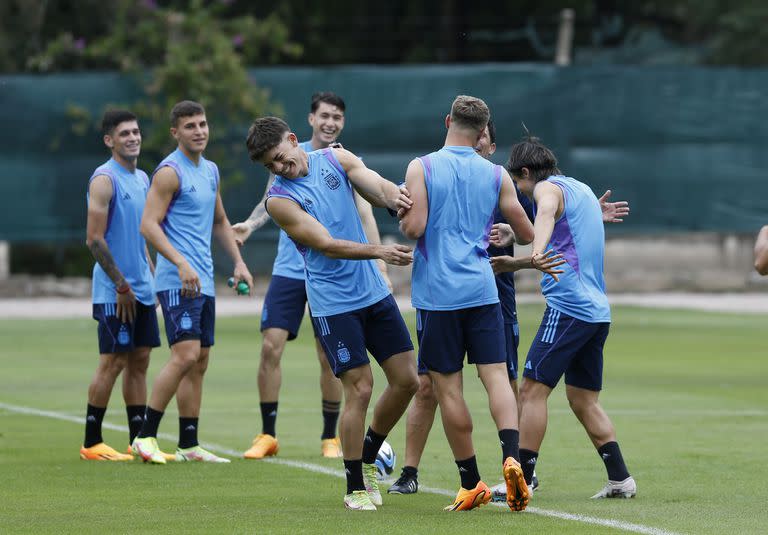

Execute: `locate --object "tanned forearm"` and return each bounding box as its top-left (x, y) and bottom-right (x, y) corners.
top-left (88, 238), bottom-right (127, 287)
top-left (322, 239), bottom-right (383, 260)
top-left (244, 174), bottom-right (276, 231)
top-left (214, 220), bottom-right (246, 264)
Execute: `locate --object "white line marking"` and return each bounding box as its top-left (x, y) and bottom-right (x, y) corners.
top-left (0, 401), bottom-right (683, 535)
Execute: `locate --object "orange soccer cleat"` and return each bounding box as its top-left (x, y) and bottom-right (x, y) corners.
top-left (443, 481), bottom-right (492, 511)
top-left (243, 434), bottom-right (279, 459)
top-left (80, 442), bottom-right (134, 461)
top-left (503, 457), bottom-right (530, 511)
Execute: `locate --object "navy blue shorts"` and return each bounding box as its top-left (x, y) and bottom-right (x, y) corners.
top-left (261, 275), bottom-right (319, 340)
top-left (523, 306), bottom-right (610, 391)
top-left (313, 295), bottom-right (414, 377)
top-left (157, 289), bottom-right (216, 347)
top-left (504, 321), bottom-right (520, 380)
top-left (416, 303), bottom-right (506, 374)
top-left (92, 302), bottom-right (160, 355)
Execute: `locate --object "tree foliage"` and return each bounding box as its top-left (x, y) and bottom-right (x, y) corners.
top-left (24, 0), bottom-right (302, 174)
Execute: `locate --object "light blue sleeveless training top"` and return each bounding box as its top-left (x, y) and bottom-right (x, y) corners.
top-left (538, 175), bottom-right (611, 323)
top-left (271, 140), bottom-right (314, 280)
top-left (266, 148), bottom-right (389, 316)
top-left (411, 146), bottom-right (502, 311)
top-left (153, 148), bottom-right (219, 297)
top-left (88, 158), bottom-right (154, 306)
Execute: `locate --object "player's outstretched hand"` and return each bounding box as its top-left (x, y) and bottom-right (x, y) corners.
top-left (234, 261), bottom-right (254, 294)
top-left (379, 244), bottom-right (413, 266)
top-left (393, 185), bottom-right (412, 214)
top-left (532, 250), bottom-right (566, 281)
top-left (232, 222), bottom-right (253, 247)
top-left (116, 287), bottom-right (137, 324)
top-left (598, 190), bottom-right (630, 223)
top-left (489, 223), bottom-right (515, 248)
top-left (178, 261), bottom-right (202, 298)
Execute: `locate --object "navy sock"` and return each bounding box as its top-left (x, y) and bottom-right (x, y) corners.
top-left (361, 427), bottom-right (387, 464)
top-left (455, 455), bottom-right (481, 489)
top-left (597, 441), bottom-right (630, 481)
top-left (138, 407), bottom-right (164, 439)
top-left (498, 429), bottom-right (520, 463)
top-left (260, 402), bottom-right (278, 437)
top-left (84, 404), bottom-right (106, 448)
top-left (321, 400), bottom-right (340, 440)
top-left (126, 405), bottom-right (146, 444)
top-left (402, 465), bottom-right (418, 478)
top-left (520, 449), bottom-right (538, 485)
top-left (178, 417), bottom-right (199, 449)
top-left (344, 459), bottom-right (365, 494)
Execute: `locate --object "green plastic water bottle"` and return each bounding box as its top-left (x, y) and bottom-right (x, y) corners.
top-left (227, 277), bottom-right (250, 296)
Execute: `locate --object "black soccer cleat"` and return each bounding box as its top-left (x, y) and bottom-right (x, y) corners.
top-left (387, 469), bottom-right (419, 494)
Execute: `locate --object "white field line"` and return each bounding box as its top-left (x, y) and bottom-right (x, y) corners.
top-left (0, 401), bottom-right (683, 535)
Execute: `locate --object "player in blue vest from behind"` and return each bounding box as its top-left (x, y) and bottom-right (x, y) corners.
top-left (81, 110), bottom-right (166, 462)
top-left (246, 116), bottom-right (418, 511)
top-left (492, 135), bottom-right (637, 499)
top-left (132, 101), bottom-right (254, 464)
top-left (399, 96), bottom-right (562, 512)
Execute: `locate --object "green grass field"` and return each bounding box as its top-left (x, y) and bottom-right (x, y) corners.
top-left (1, 304), bottom-right (767, 534)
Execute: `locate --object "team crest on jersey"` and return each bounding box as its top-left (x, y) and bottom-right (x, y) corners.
top-left (321, 168), bottom-right (341, 190)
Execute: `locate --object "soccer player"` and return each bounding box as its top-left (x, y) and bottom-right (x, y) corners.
top-left (754, 225), bottom-right (768, 275)
top-left (491, 135), bottom-right (637, 499)
top-left (398, 96), bottom-right (559, 512)
top-left (246, 116), bottom-right (419, 511)
top-left (81, 110), bottom-right (167, 461)
top-left (232, 92), bottom-right (391, 459)
top-left (132, 100), bottom-right (254, 464)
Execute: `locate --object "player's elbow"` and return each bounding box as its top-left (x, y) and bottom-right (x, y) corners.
top-left (515, 230), bottom-right (533, 246)
top-left (755, 257), bottom-right (768, 276)
top-left (317, 236), bottom-right (341, 258)
top-left (399, 218), bottom-right (424, 241)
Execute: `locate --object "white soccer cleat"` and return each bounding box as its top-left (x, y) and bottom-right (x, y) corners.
top-left (175, 445), bottom-right (231, 463)
top-left (132, 437), bottom-right (167, 464)
top-left (362, 462), bottom-right (383, 506)
top-left (344, 490), bottom-right (377, 511)
top-left (591, 476), bottom-right (637, 499)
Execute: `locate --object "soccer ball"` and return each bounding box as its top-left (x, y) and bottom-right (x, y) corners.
top-left (374, 440), bottom-right (396, 479)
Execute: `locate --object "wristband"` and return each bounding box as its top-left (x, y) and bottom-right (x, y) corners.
top-left (116, 283), bottom-right (131, 294)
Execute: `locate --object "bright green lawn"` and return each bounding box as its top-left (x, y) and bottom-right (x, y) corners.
top-left (1, 305), bottom-right (766, 534)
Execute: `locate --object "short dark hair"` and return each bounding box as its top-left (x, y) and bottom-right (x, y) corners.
top-left (101, 110), bottom-right (137, 135)
top-left (246, 117), bottom-right (291, 161)
top-left (170, 100), bottom-right (205, 127)
top-left (310, 92), bottom-right (345, 113)
top-left (450, 95), bottom-right (489, 133)
top-left (487, 118), bottom-right (496, 145)
top-left (506, 131), bottom-right (561, 183)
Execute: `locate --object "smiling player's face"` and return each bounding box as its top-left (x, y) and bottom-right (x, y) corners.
top-left (260, 133), bottom-right (306, 179)
top-left (308, 102), bottom-right (345, 147)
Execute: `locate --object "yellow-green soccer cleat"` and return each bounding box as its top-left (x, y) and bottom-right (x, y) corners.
top-left (126, 445), bottom-right (175, 462)
top-left (344, 490), bottom-right (377, 511)
top-left (131, 437), bottom-right (167, 464)
top-left (175, 445), bottom-right (231, 463)
top-left (362, 462), bottom-right (383, 506)
top-left (80, 442), bottom-right (134, 461)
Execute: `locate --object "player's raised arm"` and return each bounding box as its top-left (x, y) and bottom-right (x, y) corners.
top-left (398, 158), bottom-right (428, 240)
top-left (231, 173), bottom-right (276, 246)
top-left (86, 174), bottom-right (136, 323)
top-left (498, 169), bottom-right (534, 245)
top-left (754, 225), bottom-right (768, 275)
top-left (140, 166), bottom-right (200, 297)
top-left (333, 148), bottom-right (412, 213)
top-left (266, 196), bottom-right (412, 266)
